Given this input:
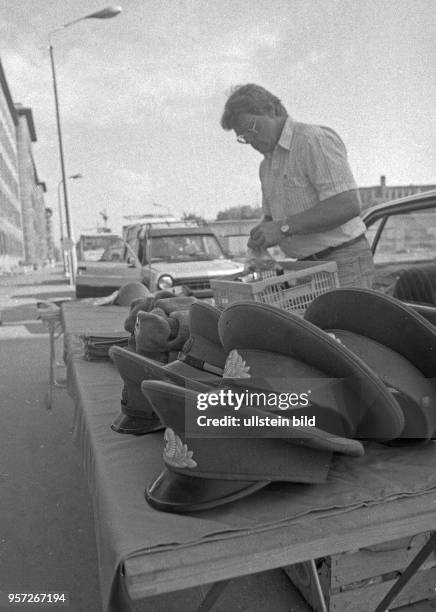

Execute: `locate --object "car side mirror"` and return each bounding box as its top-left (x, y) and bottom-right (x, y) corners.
top-left (127, 256), bottom-right (137, 267)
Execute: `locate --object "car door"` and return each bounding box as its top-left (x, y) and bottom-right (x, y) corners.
top-left (76, 237), bottom-right (140, 294)
top-left (366, 206), bottom-right (436, 294)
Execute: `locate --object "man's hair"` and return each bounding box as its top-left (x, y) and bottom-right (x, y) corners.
top-left (220, 84), bottom-right (288, 130)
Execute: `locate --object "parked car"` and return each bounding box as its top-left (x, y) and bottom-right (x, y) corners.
top-left (75, 225), bottom-right (245, 299)
top-left (131, 225), bottom-right (245, 298)
top-left (75, 235), bottom-right (138, 298)
top-left (76, 231), bottom-right (123, 262)
top-left (362, 189), bottom-right (436, 324)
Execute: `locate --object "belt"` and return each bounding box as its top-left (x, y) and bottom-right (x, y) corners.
top-left (300, 235), bottom-right (366, 261)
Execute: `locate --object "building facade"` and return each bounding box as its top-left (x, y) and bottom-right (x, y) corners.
top-left (0, 60), bottom-right (23, 273)
top-left (359, 176), bottom-right (436, 209)
top-left (45, 207), bottom-right (55, 263)
top-left (15, 103), bottom-right (49, 267)
top-left (0, 58), bottom-right (50, 273)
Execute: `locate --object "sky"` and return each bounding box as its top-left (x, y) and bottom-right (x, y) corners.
top-left (1, 0), bottom-right (435, 240)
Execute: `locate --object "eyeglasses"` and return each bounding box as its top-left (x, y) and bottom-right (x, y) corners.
top-left (236, 118), bottom-right (258, 144)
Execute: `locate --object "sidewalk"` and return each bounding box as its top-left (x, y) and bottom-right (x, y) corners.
top-left (0, 265), bottom-right (75, 323)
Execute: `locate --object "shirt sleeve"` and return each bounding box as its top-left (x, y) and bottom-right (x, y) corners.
top-left (259, 160), bottom-right (272, 217)
top-left (301, 126), bottom-right (358, 201)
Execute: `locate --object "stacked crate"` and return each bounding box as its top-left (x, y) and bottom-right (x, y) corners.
top-left (284, 533), bottom-right (436, 611)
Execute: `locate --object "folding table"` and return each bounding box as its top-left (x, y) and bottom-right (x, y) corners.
top-left (61, 301), bottom-right (436, 612)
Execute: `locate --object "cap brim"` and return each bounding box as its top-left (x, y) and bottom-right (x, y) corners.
top-left (146, 468), bottom-right (269, 512)
top-left (110, 345), bottom-right (218, 391)
top-left (330, 329), bottom-right (436, 439)
top-left (140, 355), bottom-right (221, 388)
top-left (142, 380), bottom-right (365, 458)
top-left (304, 288), bottom-right (436, 379)
top-left (111, 412), bottom-right (164, 435)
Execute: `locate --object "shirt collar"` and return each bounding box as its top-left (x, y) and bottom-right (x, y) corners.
top-left (276, 116), bottom-right (295, 151)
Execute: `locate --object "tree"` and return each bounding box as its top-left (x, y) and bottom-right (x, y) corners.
top-left (182, 212), bottom-right (206, 225)
top-left (216, 205), bottom-right (262, 221)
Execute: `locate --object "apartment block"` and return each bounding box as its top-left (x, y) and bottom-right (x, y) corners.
top-left (15, 103), bottom-right (49, 266)
top-left (0, 60), bottom-right (23, 272)
top-left (0, 58), bottom-right (50, 273)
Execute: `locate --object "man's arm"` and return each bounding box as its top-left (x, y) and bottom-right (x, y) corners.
top-left (249, 189), bottom-right (361, 248)
top-left (284, 189), bottom-right (361, 234)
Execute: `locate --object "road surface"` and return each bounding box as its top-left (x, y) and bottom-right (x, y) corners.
top-left (0, 266), bottom-right (101, 611)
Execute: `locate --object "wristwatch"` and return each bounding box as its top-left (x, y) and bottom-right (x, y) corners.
top-left (280, 223), bottom-right (292, 236)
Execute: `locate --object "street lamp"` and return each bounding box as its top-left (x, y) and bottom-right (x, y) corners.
top-left (57, 174), bottom-right (83, 275)
top-left (48, 5), bottom-right (122, 286)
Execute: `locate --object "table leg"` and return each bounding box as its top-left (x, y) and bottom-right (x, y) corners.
top-left (38, 305), bottom-right (66, 409)
top-left (308, 559), bottom-right (328, 612)
top-left (196, 579), bottom-right (231, 612)
top-left (375, 531), bottom-right (436, 611)
top-left (47, 319), bottom-right (56, 410)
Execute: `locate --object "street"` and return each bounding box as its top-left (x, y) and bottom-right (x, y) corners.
top-left (0, 266), bottom-right (101, 611)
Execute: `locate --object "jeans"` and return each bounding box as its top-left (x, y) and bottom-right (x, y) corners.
top-left (302, 236), bottom-right (375, 289)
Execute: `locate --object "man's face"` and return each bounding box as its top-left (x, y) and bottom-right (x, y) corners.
top-left (233, 112), bottom-right (278, 155)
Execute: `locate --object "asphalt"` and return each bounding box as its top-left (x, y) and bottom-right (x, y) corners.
top-left (0, 266), bottom-right (101, 611)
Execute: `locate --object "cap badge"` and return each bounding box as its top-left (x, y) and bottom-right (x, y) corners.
top-left (327, 332), bottom-right (343, 345)
top-left (163, 428), bottom-right (197, 469)
top-left (223, 349), bottom-right (251, 378)
top-left (134, 315), bottom-right (141, 336)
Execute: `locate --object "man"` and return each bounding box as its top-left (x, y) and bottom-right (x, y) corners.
top-left (220, 84), bottom-right (375, 288)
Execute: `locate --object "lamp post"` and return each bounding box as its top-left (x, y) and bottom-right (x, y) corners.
top-left (57, 174), bottom-right (83, 275)
top-left (48, 5), bottom-right (122, 286)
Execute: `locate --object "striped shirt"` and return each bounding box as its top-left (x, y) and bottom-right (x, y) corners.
top-left (260, 117), bottom-right (366, 258)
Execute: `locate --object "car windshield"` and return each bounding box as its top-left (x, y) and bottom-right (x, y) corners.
top-left (80, 235), bottom-right (122, 261)
top-left (149, 234), bottom-right (225, 262)
top-left (97, 237), bottom-right (129, 262)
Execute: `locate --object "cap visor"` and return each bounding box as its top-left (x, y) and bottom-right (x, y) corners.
top-left (111, 412), bottom-right (163, 435)
top-left (141, 358), bottom-right (220, 389)
top-left (145, 468), bottom-right (269, 512)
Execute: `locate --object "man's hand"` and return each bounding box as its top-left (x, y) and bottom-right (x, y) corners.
top-left (249, 221), bottom-right (283, 249)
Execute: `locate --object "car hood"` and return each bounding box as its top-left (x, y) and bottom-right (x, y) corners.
top-left (149, 259), bottom-right (245, 277)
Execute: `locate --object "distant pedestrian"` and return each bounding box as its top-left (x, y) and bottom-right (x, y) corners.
top-left (220, 83), bottom-right (375, 288)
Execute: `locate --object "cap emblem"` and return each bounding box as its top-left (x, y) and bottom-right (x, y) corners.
top-left (163, 428), bottom-right (197, 469)
top-left (223, 349), bottom-right (251, 378)
top-left (327, 332), bottom-right (343, 345)
top-left (134, 315), bottom-right (141, 336)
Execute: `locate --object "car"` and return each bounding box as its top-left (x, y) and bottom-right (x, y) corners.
top-left (127, 225), bottom-right (245, 298)
top-left (362, 189), bottom-right (436, 323)
top-left (75, 234), bottom-right (139, 298)
top-left (76, 231), bottom-right (124, 262)
top-left (75, 224), bottom-right (245, 299)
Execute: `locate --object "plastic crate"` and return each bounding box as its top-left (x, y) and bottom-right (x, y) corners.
top-left (210, 260), bottom-right (339, 315)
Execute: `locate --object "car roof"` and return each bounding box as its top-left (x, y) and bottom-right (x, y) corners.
top-left (362, 189), bottom-right (436, 224)
top-left (79, 232), bottom-right (121, 237)
top-left (148, 226), bottom-right (215, 237)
